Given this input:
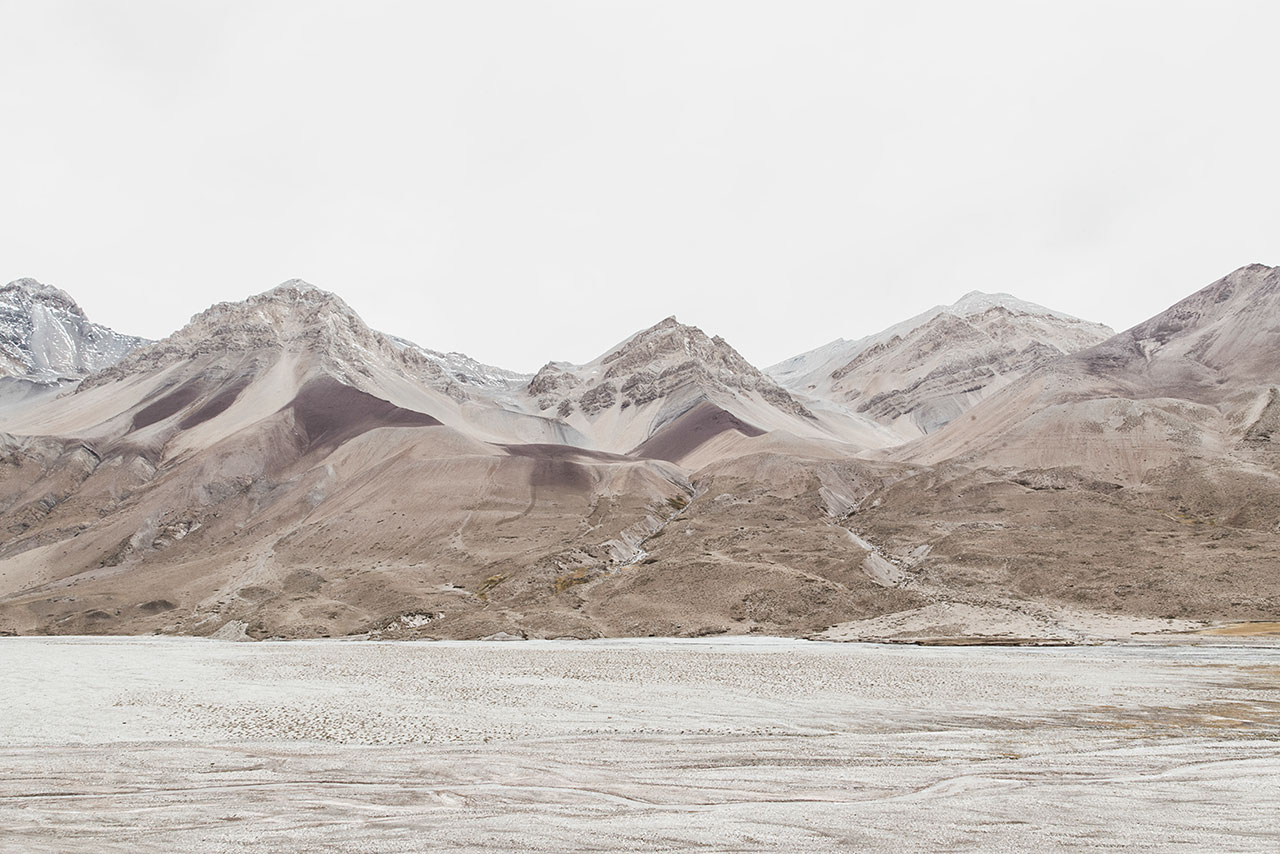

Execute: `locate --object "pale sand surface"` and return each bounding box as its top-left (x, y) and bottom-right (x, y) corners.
top-left (1, 637), bottom-right (1278, 852)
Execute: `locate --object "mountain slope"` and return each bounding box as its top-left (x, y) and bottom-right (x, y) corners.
top-left (524, 316), bottom-right (897, 465)
top-left (771, 292), bottom-right (1113, 438)
top-left (390, 337), bottom-right (530, 390)
top-left (0, 278), bottom-right (148, 381)
top-left (902, 264), bottom-right (1280, 475)
top-left (0, 282), bottom-right (692, 638)
top-left (835, 265), bottom-right (1280, 639)
top-left (1, 268), bottom-right (1277, 642)
top-left (0, 288), bottom-right (916, 640)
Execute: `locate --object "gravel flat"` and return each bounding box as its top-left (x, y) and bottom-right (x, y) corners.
top-left (1, 637), bottom-right (1278, 852)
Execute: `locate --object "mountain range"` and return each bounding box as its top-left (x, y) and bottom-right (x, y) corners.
top-left (0, 265), bottom-right (1275, 641)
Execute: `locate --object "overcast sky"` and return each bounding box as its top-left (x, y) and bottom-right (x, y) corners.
top-left (3, 1), bottom-right (1277, 372)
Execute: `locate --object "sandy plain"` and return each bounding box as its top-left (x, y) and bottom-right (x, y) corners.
top-left (1, 636), bottom-right (1278, 853)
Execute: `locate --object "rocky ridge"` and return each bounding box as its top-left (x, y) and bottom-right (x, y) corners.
top-left (0, 267), bottom-right (1277, 642)
top-left (390, 338), bottom-right (529, 390)
top-left (529, 316), bottom-right (813, 421)
top-left (80, 280), bottom-right (467, 400)
top-left (0, 278), bottom-right (148, 381)
top-left (771, 291), bottom-right (1111, 389)
top-left (772, 291), bottom-right (1113, 435)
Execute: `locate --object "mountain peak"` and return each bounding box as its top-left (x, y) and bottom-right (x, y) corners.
top-left (0, 278), bottom-right (147, 381)
top-left (768, 289), bottom-right (1109, 395)
top-left (947, 291), bottom-right (1085, 323)
top-left (1216, 262), bottom-right (1278, 296)
top-left (263, 278), bottom-right (325, 298)
top-left (599, 316), bottom-right (739, 376)
top-left (1097, 262), bottom-right (1280, 382)
top-left (184, 280), bottom-right (362, 337)
top-left (610, 315), bottom-right (704, 348)
top-left (1, 278), bottom-right (86, 319)
top-left (528, 316), bottom-right (813, 423)
top-left (81, 282), bottom-right (460, 397)
top-left (251, 279), bottom-right (352, 311)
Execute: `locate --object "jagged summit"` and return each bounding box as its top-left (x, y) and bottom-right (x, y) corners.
top-left (80, 280), bottom-right (459, 397)
top-left (903, 263), bottom-right (1280, 472)
top-left (0, 278), bottom-right (149, 381)
top-left (949, 290), bottom-right (1085, 323)
top-left (1077, 262), bottom-right (1280, 392)
top-left (769, 289), bottom-right (1113, 438)
top-left (232, 281), bottom-right (529, 390)
top-left (6, 263), bottom-right (1280, 643)
top-left (252, 278), bottom-right (346, 307)
top-left (2, 278), bottom-right (84, 314)
top-left (528, 315), bottom-right (813, 425)
top-left (600, 316), bottom-right (757, 377)
top-left (770, 290), bottom-right (1108, 388)
top-left (227, 278), bottom-right (354, 317)
top-left (1127, 262), bottom-right (1277, 343)
top-left (270, 277), bottom-right (321, 292)
top-left (115, 280), bottom-right (376, 358)
top-left (74, 279), bottom-right (536, 408)
top-left (390, 337), bottom-right (529, 389)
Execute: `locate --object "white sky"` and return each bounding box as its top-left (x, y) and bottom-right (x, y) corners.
top-left (2, 1), bottom-right (1277, 372)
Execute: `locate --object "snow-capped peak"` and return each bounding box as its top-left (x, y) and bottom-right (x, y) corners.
top-left (768, 290), bottom-right (1109, 390)
top-left (0, 278), bottom-right (149, 381)
top-left (948, 291), bottom-right (1083, 323)
top-left (1, 278), bottom-right (84, 316)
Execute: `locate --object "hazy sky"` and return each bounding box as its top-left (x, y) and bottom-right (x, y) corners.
top-left (3, 1), bottom-right (1277, 372)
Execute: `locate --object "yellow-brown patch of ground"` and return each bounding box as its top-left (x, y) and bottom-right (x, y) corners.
top-left (1200, 621), bottom-right (1280, 636)
top-left (1081, 699), bottom-right (1280, 737)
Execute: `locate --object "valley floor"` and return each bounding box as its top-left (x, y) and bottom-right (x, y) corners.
top-left (1, 636), bottom-right (1278, 852)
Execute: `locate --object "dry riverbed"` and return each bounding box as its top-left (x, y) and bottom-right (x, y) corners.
top-left (1, 636), bottom-right (1278, 852)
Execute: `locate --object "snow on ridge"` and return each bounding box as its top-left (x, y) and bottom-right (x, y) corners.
top-left (0, 278), bottom-right (149, 381)
top-left (389, 336), bottom-right (529, 389)
top-left (948, 291), bottom-right (1091, 324)
top-left (767, 291), bottom-right (1109, 389)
